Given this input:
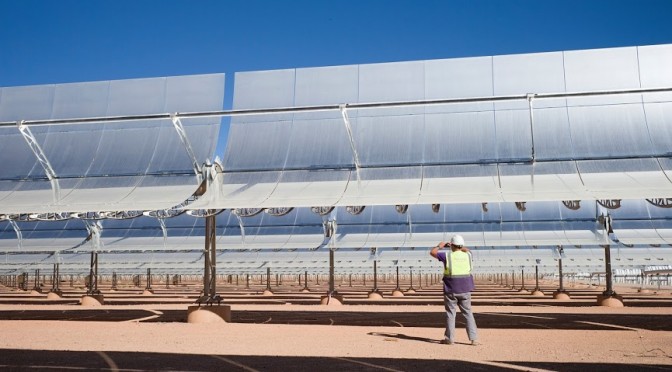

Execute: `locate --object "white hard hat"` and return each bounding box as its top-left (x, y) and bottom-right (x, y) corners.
top-left (450, 235), bottom-right (465, 247)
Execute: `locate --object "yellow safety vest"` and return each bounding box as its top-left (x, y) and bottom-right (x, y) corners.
top-left (444, 250), bottom-right (473, 278)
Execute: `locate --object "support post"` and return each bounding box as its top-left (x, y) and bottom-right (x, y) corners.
top-left (604, 245), bottom-right (614, 296)
top-left (531, 263), bottom-right (544, 296)
top-left (187, 211), bottom-right (232, 322)
top-left (197, 214), bottom-right (219, 305)
top-left (329, 249), bottom-right (335, 294)
top-left (80, 251), bottom-right (104, 305)
top-left (598, 244), bottom-right (623, 306)
top-left (144, 268), bottom-right (153, 293)
top-left (392, 266), bottom-right (404, 296)
top-left (32, 269), bottom-right (42, 293)
top-left (320, 249), bottom-right (343, 305)
top-left (374, 261), bottom-right (378, 290)
top-left (301, 270), bottom-right (310, 292)
top-left (559, 259), bottom-right (564, 291)
top-left (368, 260), bottom-right (383, 299)
top-left (20, 272), bottom-right (28, 291)
top-left (49, 263), bottom-right (62, 297)
top-left (87, 252), bottom-right (100, 295)
top-left (519, 268), bottom-right (528, 293)
top-left (407, 268), bottom-right (416, 292)
top-left (553, 258), bottom-right (570, 300)
top-left (262, 267), bottom-right (273, 295)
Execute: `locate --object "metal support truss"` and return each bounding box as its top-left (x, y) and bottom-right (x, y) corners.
top-left (87, 251), bottom-right (100, 295)
top-left (395, 266), bottom-right (400, 291)
top-left (170, 114), bottom-right (203, 182)
top-left (51, 263), bottom-right (61, 295)
top-left (558, 259), bottom-right (566, 292)
top-left (102, 211), bottom-right (144, 220)
top-left (145, 268), bottom-right (152, 291)
top-left (33, 269), bottom-right (41, 292)
top-left (328, 248), bottom-right (335, 294)
top-left (602, 242), bottom-right (616, 297)
top-left (373, 259), bottom-right (379, 292)
top-left (197, 213), bottom-right (221, 305)
top-left (84, 221), bottom-right (103, 252)
top-left (144, 170), bottom-right (209, 219)
top-left (302, 270), bottom-right (309, 291)
top-left (81, 219), bottom-right (102, 296)
top-left (599, 213), bottom-right (617, 297)
top-left (16, 120), bottom-right (60, 201)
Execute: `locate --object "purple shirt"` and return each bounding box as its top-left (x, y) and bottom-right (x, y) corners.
top-left (436, 251), bottom-right (475, 294)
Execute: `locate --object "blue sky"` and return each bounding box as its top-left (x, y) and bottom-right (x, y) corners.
top-left (1, 0), bottom-right (671, 156)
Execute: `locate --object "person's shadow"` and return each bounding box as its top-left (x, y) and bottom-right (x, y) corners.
top-left (368, 332), bottom-right (442, 344)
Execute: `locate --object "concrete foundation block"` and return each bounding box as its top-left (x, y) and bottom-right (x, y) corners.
top-left (391, 289), bottom-right (404, 297)
top-left (597, 294), bottom-right (624, 307)
top-left (552, 291), bottom-right (571, 300)
top-left (367, 291), bottom-right (383, 299)
top-left (47, 292), bottom-right (62, 300)
top-left (80, 294), bottom-right (104, 306)
top-left (187, 305), bottom-right (231, 323)
top-left (320, 294), bottom-right (343, 305)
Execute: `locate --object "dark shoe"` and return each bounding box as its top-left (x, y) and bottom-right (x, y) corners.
top-left (471, 340), bottom-right (481, 346)
top-left (440, 339), bottom-right (454, 345)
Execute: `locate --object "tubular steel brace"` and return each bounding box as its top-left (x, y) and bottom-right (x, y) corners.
top-left (16, 120), bottom-right (60, 201)
top-left (170, 114), bottom-right (203, 183)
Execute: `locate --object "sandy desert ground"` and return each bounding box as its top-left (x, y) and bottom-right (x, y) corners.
top-left (0, 279), bottom-right (670, 371)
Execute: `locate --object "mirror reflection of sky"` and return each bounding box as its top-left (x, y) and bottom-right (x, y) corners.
top-left (1, 0), bottom-right (671, 159)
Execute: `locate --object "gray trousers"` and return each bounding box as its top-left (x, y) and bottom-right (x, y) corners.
top-left (444, 292), bottom-right (478, 342)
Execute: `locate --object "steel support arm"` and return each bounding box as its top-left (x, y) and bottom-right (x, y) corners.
top-left (16, 120), bottom-right (60, 201)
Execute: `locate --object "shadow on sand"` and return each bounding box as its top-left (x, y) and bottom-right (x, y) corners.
top-left (0, 349), bottom-right (670, 372)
